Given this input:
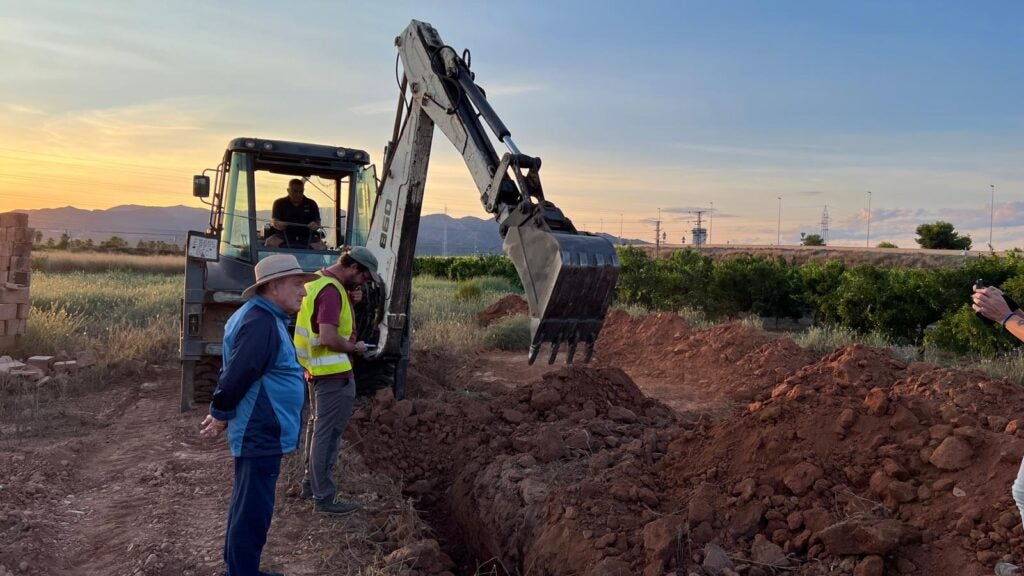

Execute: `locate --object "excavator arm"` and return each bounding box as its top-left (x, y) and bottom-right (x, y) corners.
top-left (365, 20), bottom-right (619, 365)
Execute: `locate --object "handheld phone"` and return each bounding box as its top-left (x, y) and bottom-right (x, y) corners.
top-left (974, 279), bottom-right (1020, 326)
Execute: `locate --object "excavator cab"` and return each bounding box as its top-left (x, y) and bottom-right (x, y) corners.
top-left (179, 137), bottom-right (377, 411)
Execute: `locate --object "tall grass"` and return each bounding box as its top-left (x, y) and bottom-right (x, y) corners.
top-left (793, 325), bottom-right (919, 364)
top-left (410, 275), bottom-right (521, 354)
top-left (17, 271), bottom-right (180, 364)
top-left (32, 251), bottom-right (184, 275)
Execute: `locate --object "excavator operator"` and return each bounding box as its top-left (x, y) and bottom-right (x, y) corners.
top-left (266, 179), bottom-right (327, 249)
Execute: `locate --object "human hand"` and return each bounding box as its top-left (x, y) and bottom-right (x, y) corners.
top-left (308, 221), bottom-right (320, 230)
top-left (348, 289), bottom-right (363, 304)
top-left (272, 220), bottom-right (287, 231)
top-left (973, 286), bottom-right (1012, 324)
top-left (200, 414), bottom-right (227, 438)
top-left (353, 341), bottom-right (368, 355)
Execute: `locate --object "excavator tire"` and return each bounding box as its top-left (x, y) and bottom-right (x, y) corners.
top-left (192, 356), bottom-right (222, 404)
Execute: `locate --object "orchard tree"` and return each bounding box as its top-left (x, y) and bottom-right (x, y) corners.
top-left (877, 241), bottom-right (898, 248)
top-left (915, 221), bottom-right (971, 250)
top-left (801, 234), bottom-right (825, 246)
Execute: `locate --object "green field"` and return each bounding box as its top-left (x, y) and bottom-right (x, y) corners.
top-left (19, 270), bottom-right (528, 364)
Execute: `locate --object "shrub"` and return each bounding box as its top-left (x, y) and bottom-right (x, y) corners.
top-left (482, 315), bottom-right (532, 351)
top-left (454, 279), bottom-right (484, 302)
top-left (924, 304), bottom-right (1021, 357)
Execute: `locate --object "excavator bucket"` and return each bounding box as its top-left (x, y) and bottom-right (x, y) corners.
top-left (503, 222), bottom-right (620, 365)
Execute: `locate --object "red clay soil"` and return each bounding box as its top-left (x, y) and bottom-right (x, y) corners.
top-left (350, 311), bottom-right (1024, 576)
top-left (476, 294), bottom-right (530, 327)
top-left (8, 309), bottom-right (1024, 575)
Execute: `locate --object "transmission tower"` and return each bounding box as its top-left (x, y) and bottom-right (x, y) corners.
top-left (690, 210), bottom-right (708, 248)
top-left (820, 205), bottom-right (830, 245)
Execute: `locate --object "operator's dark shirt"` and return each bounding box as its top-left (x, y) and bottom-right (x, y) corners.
top-left (271, 196), bottom-right (320, 247)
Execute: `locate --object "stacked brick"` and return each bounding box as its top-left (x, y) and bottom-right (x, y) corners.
top-left (0, 212), bottom-right (32, 353)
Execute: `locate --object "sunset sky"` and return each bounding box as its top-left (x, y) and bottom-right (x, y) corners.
top-left (2, 1), bottom-right (1022, 248)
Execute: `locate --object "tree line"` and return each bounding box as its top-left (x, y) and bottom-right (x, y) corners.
top-left (414, 248), bottom-right (1024, 358)
top-left (34, 233), bottom-right (184, 255)
top-left (802, 220), bottom-right (974, 250)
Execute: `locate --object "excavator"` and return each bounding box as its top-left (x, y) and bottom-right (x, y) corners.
top-left (178, 20), bottom-right (619, 411)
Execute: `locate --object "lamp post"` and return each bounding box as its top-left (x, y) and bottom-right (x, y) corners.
top-left (990, 184), bottom-right (995, 249)
top-left (866, 191), bottom-right (872, 248)
top-left (776, 197), bottom-right (782, 245)
top-left (709, 201), bottom-right (714, 245)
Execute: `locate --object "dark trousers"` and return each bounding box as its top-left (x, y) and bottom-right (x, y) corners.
top-left (301, 376), bottom-right (356, 501)
top-left (225, 454), bottom-right (281, 575)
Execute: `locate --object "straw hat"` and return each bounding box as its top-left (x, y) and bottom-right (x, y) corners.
top-left (242, 254), bottom-right (319, 300)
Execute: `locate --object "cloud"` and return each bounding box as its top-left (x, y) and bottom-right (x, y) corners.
top-left (3, 23), bottom-right (165, 72)
top-left (7, 104), bottom-right (44, 115)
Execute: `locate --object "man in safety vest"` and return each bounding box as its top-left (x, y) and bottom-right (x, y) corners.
top-left (293, 246), bottom-right (382, 515)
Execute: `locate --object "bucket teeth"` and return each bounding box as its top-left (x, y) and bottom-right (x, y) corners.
top-left (547, 335), bottom-right (561, 365)
top-left (584, 336), bottom-right (596, 363)
top-left (504, 222), bottom-right (619, 368)
top-left (527, 344), bottom-right (541, 365)
top-left (565, 335), bottom-right (579, 365)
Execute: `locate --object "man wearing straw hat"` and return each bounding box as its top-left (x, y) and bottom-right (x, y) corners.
top-left (200, 253), bottom-right (318, 576)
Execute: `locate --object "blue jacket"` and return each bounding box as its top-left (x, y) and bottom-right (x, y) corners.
top-left (209, 296), bottom-right (305, 458)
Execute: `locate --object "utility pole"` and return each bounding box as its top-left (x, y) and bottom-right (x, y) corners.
top-left (709, 201), bottom-right (714, 245)
top-left (776, 197), bottom-right (782, 245)
top-left (990, 184), bottom-right (996, 249)
top-left (866, 191), bottom-right (872, 248)
top-left (655, 209), bottom-right (662, 258)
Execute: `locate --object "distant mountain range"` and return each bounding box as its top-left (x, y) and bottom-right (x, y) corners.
top-left (17, 205), bottom-right (639, 256)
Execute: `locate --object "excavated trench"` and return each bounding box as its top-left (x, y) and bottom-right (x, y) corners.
top-left (349, 308), bottom-right (1024, 576)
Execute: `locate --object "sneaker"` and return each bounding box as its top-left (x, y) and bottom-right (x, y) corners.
top-left (996, 563), bottom-right (1024, 576)
top-left (314, 497), bottom-right (361, 516)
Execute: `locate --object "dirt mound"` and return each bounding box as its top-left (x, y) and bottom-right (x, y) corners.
top-left (355, 314), bottom-right (1024, 575)
top-left (477, 295), bottom-right (529, 326)
top-left (654, 343), bottom-right (1024, 575)
top-left (597, 311), bottom-right (817, 404)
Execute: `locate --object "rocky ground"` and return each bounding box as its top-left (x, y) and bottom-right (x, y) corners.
top-left (4, 303), bottom-right (1024, 575)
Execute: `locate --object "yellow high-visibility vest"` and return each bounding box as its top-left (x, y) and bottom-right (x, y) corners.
top-left (294, 273), bottom-right (354, 376)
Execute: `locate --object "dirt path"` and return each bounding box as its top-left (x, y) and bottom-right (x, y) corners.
top-left (1, 369), bottom-right (402, 576)
top-left (51, 372), bottom-right (230, 575)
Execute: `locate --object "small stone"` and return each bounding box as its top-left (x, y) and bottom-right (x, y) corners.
top-left (750, 534), bottom-right (788, 567)
top-left (929, 437), bottom-right (973, 470)
top-left (854, 555), bottom-right (884, 576)
top-left (702, 543), bottom-right (734, 576)
top-left (782, 461), bottom-right (823, 496)
top-left (863, 388), bottom-right (889, 415)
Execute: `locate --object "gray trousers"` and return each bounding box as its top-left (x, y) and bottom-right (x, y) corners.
top-left (301, 376), bottom-right (356, 502)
